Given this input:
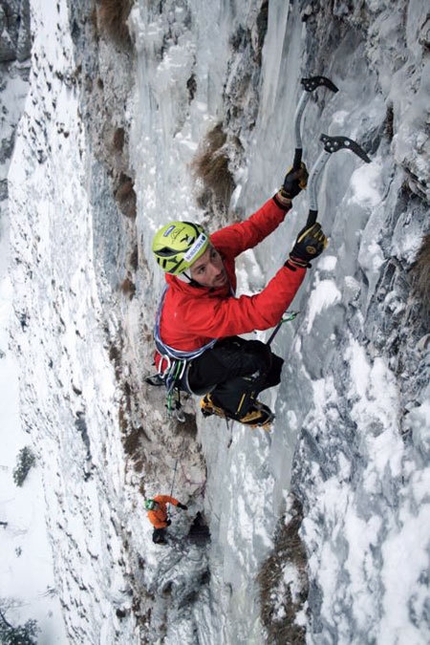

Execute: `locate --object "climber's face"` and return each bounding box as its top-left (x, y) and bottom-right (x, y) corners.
top-left (189, 245), bottom-right (228, 288)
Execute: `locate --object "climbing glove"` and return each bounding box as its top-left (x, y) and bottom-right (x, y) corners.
top-left (286, 222), bottom-right (328, 269)
top-left (166, 519), bottom-right (172, 526)
top-left (177, 503), bottom-right (188, 510)
top-left (280, 162), bottom-right (309, 200)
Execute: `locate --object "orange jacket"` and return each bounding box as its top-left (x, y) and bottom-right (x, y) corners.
top-left (147, 495), bottom-right (179, 529)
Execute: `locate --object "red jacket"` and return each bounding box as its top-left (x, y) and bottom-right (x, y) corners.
top-left (147, 495), bottom-right (179, 529)
top-left (157, 196), bottom-right (306, 354)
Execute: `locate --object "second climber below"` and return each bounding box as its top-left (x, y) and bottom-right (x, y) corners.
top-left (151, 163), bottom-right (327, 429)
top-left (145, 495), bottom-right (188, 545)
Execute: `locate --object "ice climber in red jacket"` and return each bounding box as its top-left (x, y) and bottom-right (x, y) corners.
top-left (151, 165), bottom-right (327, 428)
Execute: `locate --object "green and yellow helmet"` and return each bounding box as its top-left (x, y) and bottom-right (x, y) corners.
top-left (152, 221), bottom-right (210, 275)
top-left (145, 499), bottom-right (157, 511)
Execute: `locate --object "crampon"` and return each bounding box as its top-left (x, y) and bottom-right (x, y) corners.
top-left (201, 394), bottom-right (274, 430)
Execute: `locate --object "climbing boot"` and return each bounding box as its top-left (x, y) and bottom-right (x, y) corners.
top-left (201, 394), bottom-right (227, 419)
top-left (200, 394), bottom-right (274, 429)
top-left (237, 401), bottom-right (274, 430)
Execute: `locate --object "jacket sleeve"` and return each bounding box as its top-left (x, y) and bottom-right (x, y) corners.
top-left (211, 196), bottom-right (291, 259)
top-left (179, 264), bottom-right (306, 338)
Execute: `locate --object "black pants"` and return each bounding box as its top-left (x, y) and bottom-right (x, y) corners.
top-left (153, 528), bottom-right (167, 544)
top-left (187, 336), bottom-right (283, 417)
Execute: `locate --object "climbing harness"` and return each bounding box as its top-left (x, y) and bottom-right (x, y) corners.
top-left (151, 285), bottom-right (218, 421)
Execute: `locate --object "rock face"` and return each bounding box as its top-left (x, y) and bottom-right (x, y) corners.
top-left (278, 3), bottom-right (430, 642)
top-left (0, 0), bottom-right (31, 201)
top-left (0, 0), bottom-right (31, 63)
top-left (3, 0), bottom-right (430, 643)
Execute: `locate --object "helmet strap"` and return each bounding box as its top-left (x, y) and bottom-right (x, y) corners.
top-left (179, 272), bottom-right (191, 282)
top-left (176, 271), bottom-right (204, 289)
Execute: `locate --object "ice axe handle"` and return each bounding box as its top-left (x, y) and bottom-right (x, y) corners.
top-left (306, 209), bottom-right (318, 228)
top-left (293, 148), bottom-right (302, 171)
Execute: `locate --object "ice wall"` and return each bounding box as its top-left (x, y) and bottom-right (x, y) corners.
top-left (3, 0), bottom-right (429, 643)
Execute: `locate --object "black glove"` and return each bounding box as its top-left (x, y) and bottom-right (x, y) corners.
top-left (177, 503), bottom-right (188, 510)
top-left (166, 519), bottom-right (171, 526)
top-left (280, 162), bottom-right (309, 200)
top-left (286, 222), bottom-right (327, 269)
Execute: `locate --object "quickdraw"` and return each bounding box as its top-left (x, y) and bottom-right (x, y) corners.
top-left (266, 310), bottom-right (300, 346)
top-left (151, 354), bottom-right (188, 421)
top-left (164, 360), bottom-right (187, 421)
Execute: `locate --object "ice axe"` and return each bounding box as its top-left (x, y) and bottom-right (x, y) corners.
top-left (293, 76), bottom-right (339, 170)
top-left (266, 135), bottom-right (370, 348)
top-left (305, 133), bottom-right (371, 227)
